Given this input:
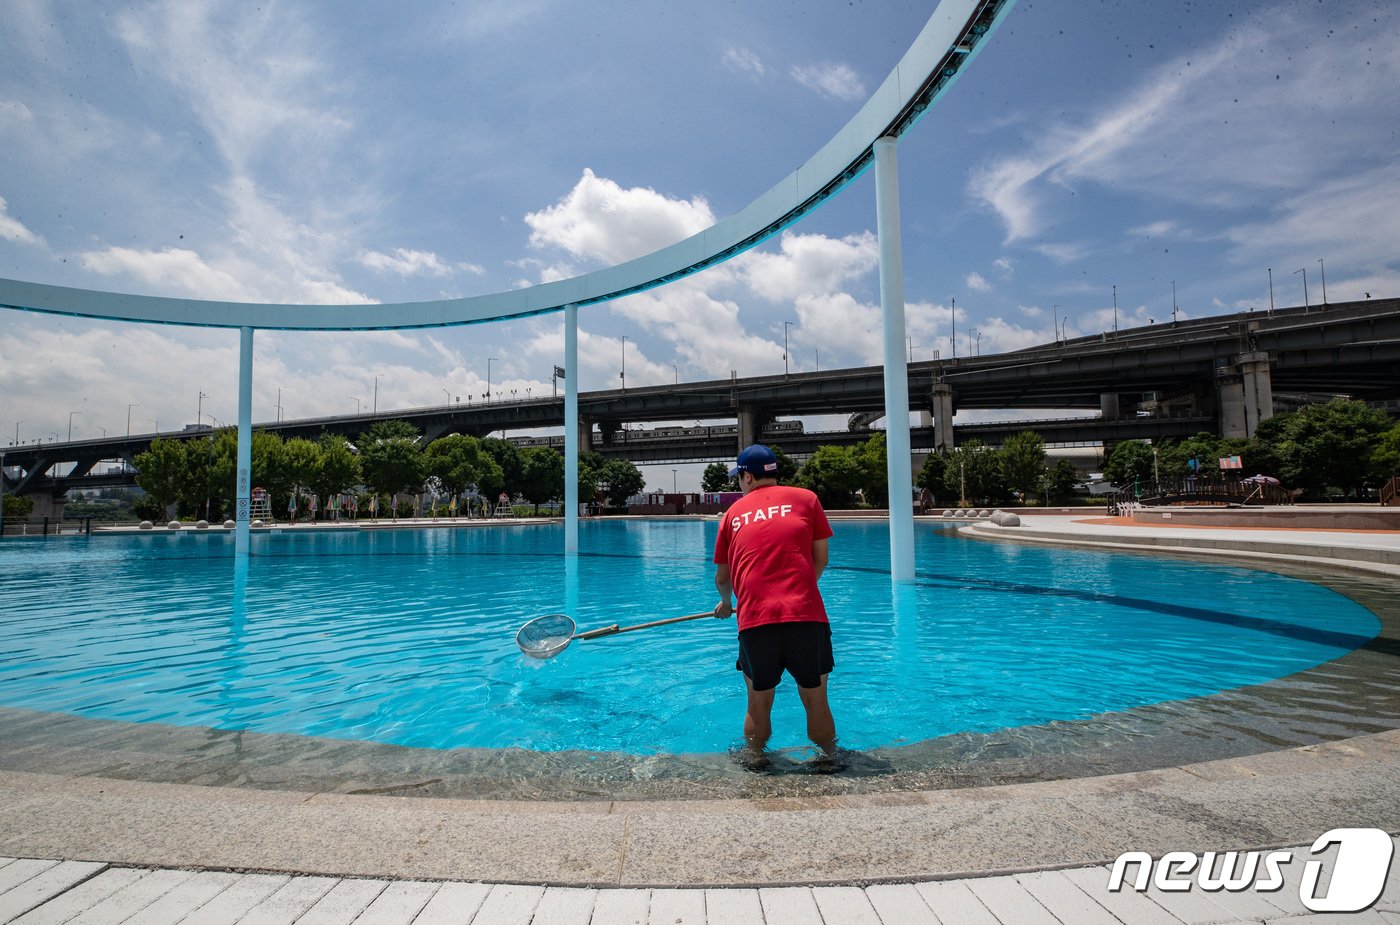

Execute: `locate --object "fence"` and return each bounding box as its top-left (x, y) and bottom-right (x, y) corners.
top-left (1107, 478), bottom-right (1293, 516)
top-left (0, 517), bottom-right (94, 537)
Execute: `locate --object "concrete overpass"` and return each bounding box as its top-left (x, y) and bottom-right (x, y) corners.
top-left (4, 297), bottom-right (1397, 499)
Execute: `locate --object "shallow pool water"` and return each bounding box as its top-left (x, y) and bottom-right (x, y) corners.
top-left (0, 520), bottom-right (1380, 755)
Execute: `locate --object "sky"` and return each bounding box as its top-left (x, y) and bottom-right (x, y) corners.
top-left (2, 0), bottom-right (1398, 490)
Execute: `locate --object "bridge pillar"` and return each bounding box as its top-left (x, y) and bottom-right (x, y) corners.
top-left (1217, 351), bottom-right (1274, 438)
top-left (737, 407), bottom-right (758, 449)
top-left (1100, 392), bottom-right (1121, 419)
top-left (577, 417), bottom-right (593, 454)
top-left (931, 383), bottom-right (955, 452)
top-left (599, 421), bottom-right (621, 446)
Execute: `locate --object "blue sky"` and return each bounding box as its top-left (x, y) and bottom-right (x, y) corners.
top-left (2, 0), bottom-right (1398, 488)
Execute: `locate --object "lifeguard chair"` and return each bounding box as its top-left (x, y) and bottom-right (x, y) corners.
top-left (249, 487), bottom-right (272, 521)
top-left (493, 492), bottom-right (513, 518)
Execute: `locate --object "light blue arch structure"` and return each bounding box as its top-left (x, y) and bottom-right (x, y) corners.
top-left (0, 0), bottom-right (1016, 575)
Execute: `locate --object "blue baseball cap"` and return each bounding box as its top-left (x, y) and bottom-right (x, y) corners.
top-left (729, 444), bottom-right (779, 479)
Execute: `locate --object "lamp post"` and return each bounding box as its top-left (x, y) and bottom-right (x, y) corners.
top-left (442, 388), bottom-right (451, 405)
top-left (67, 411), bottom-right (81, 442)
top-left (1318, 258), bottom-right (1327, 305)
top-left (783, 321), bottom-right (793, 375)
top-left (1112, 284), bottom-right (1118, 336)
top-left (13, 421), bottom-right (21, 445)
top-left (672, 364), bottom-right (679, 385)
top-left (1268, 268), bottom-right (1275, 315)
top-left (975, 331), bottom-right (981, 356)
top-left (126, 404), bottom-right (138, 437)
top-left (373, 376), bottom-right (379, 413)
top-left (1053, 304), bottom-right (1059, 344)
top-left (147, 418), bottom-right (159, 434)
top-left (1294, 267), bottom-right (1309, 312)
top-left (620, 337), bottom-right (627, 390)
top-left (950, 297), bottom-right (957, 358)
top-left (814, 349), bottom-right (819, 372)
top-left (1172, 281), bottom-right (1178, 324)
top-left (350, 396), bottom-right (361, 414)
top-left (199, 390), bottom-right (209, 427)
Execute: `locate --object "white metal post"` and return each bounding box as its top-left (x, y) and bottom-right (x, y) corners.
top-left (236, 326), bottom-right (253, 559)
top-left (564, 304), bottom-right (579, 555)
top-left (874, 136), bottom-right (915, 582)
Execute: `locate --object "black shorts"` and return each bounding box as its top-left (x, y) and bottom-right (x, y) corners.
top-left (736, 621), bottom-right (834, 692)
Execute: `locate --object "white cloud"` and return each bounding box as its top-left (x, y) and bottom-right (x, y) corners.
top-left (1129, 220), bottom-right (1179, 238)
top-left (0, 195), bottom-right (41, 245)
top-left (992, 257), bottom-right (1013, 276)
top-left (965, 272), bottom-right (991, 292)
top-left (524, 168), bottom-right (716, 266)
top-left (723, 47), bottom-right (766, 79)
top-left (791, 63), bottom-right (866, 102)
top-left (736, 230), bottom-right (877, 303)
top-left (360, 248), bottom-right (455, 277)
top-left (80, 247), bottom-right (258, 302)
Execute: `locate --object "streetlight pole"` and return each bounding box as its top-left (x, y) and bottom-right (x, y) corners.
top-left (814, 349), bottom-right (819, 372)
top-left (672, 364), bottom-right (679, 385)
top-left (1172, 281), bottom-right (1178, 324)
top-left (373, 376), bottom-right (379, 413)
top-left (1112, 284), bottom-right (1118, 336)
top-left (126, 404), bottom-right (138, 437)
top-left (1268, 268), bottom-right (1274, 315)
top-left (950, 297), bottom-right (957, 358)
top-left (13, 421), bottom-right (20, 445)
top-left (147, 418), bottom-right (159, 434)
top-left (350, 396), bottom-right (360, 414)
top-left (1318, 258), bottom-right (1327, 305)
top-left (442, 388), bottom-right (451, 405)
top-left (1053, 304), bottom-right (1059, 344)
top-left (67, 410), bottom-right (81, 442)
top-left (783, 321), bottom-right (793, 375)
top-left (487, 358), bottom-right (497, 401)
top-left (1294, 267), bottom-right (1309, 312)
top-left (619, 337), bottom-right (627, 390)
top-left (198, 390), bottom-right (208, 427)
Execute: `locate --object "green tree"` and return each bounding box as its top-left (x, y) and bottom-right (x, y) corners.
top-left (999, 430), bottom-right (1046, 501)
top-left (1372, 423), bottom-right (1400, 484)
top-left (701, 462), bottom-right (735, 493)
top-left (1255, 398), bottom-right (1392, 497)
top-left (597, 457), bottom-right (645, 507)
top-left (1047, 458), bottom-right (1080, 504)
top-left (480, 437), bottom-right (524, 497)
top-left (132, 437), bottom-right (188, 517)
top-left (311, 433), bottom-right (361, 503)
top-left (519, 446), bottom-right (565, 513)
top-left (424, 434), bottom-right (498, 500)
top-left (770, 445), bottom-right (800, 483)
top-left (855, 433), bottom-right (889, 507)
top-left (2, 494), bottom-right (35, 520)
top-left (917, 452), bottom-right (948, 504)
top-left (798, 445), bottom-right (865, 508)
top-left (944, 439), bottom-right (1007, 505)
top-left (1103, 440), bottom-right (1155, 486)
top-left (358, 420), bottom-right (425, 499)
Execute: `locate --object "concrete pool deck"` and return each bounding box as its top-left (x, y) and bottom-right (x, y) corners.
top-left (3, 510), bottom-right (1399, 921)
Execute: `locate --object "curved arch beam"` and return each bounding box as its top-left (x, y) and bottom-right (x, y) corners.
top-left (0, 0), bottom-right (1015, 331)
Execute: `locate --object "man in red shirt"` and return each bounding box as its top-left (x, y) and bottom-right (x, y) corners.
top-left (713, 444), bottom-right (836, 766)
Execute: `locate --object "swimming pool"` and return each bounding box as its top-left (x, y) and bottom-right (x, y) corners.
top-left (0, 520), bottom-right (1381, 760)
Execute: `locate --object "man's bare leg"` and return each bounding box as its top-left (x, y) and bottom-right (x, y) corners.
top-left (797, 673), bottom-right (837, 753)
top-left (743, 675), bottom-right (776, 756)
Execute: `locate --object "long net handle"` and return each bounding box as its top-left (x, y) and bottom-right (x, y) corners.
top-left (575, 611), bottom-right (717, 640)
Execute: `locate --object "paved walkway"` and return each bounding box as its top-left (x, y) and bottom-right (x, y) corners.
top-left (5, 511), bottom-right (1399, 923)
top-left (5, 841), bottom-right (1400, 924)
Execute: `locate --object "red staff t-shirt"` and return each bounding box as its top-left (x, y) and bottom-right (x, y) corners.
top-left (713, 484), bottom-right (833, 631)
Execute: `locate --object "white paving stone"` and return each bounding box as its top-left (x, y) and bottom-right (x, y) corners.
top-left (8, 867), bottom-right (148, 925)
top-left (964, 875), bottom-right (1060, 925)
top-left (865, 883), bottom-right (943, 925)
top-left (587, 888), bottom-right (649, 925)
top-left (646, 888), bottom-right (706, 925)
top-left (527, 886), bottom-right (595, 925)
top-left (355, 880), bottom-right (437, 925)
top-left (1016, 870), bottom-right (1123, 925)
top-left (701, 888), bottom-right (763, 925)
top-left (1061, 866), bottom-right (1184, 925)
top-left (757, 886), bottom-right (822, 925)
top-left (0, 861), bottom-right (105, 925)
top-left (0, 861), bottom-right (60, 898)
top-left (235, 876), bottom-right (339, 925)
top-left (913, 880), bottom-right (1001, 925)
top-left (810, 885), bottom-right (883, 925)
top-left (115, 870), bottom-right (240, 925)
top-left (467, 883), bottom-right (543, 925)
top-left (65, 868), bottom-right (195, 925)
top-left (176, 873), bottom-right (292, 925)
top-left (413, 881), bottom-right (491, 925)
top-left (295, 879), bottom-right (388, 925)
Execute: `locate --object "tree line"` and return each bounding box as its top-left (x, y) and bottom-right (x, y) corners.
top-left (131, 420), bottom-right (645, 521)
top-left (697, 397), bottom-right (1400, 509)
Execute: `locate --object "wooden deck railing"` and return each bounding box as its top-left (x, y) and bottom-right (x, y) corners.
top-left (1107, 478), bottom-right (1292, 515)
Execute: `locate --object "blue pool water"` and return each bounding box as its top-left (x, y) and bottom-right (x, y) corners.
top-left (0, 521), bottom-right (1381, 755)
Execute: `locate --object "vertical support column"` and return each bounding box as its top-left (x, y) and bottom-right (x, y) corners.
top-left (931, 383), bottom-right (955, 453)
top-left (1238, 351), bottom-right (1274, 437)
top-left (1100, 393), bottom-right (1120, 419)
top-left (737, 407), bottom-right (758, 450)
top-left (875, 136), bottom-right (914, 583)
top-left (235, 326), bottom-right (253, 559)
top-left (564, 304), bottom-right (579, 555)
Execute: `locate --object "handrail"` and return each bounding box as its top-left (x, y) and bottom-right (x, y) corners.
top-left (1107, 478), bottom-right (1293, 515)
top-left (1382, 476), bottom-right (1400, 507)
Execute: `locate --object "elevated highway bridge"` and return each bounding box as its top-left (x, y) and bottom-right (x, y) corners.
top-left (4, 298), bottom-right (1397, 499)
